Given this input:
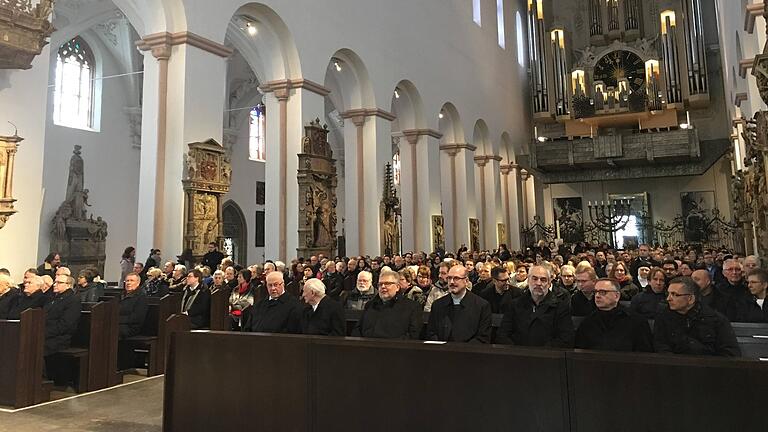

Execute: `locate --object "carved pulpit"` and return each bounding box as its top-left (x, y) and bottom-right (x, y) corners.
top-left (380, 163), bottom-right (401, 256)
top-left (182, 139), bottom-right (232, 262)
top-left (297, 119), bottom-right (338, 259)
top-left (50, 146), bottom-right (108, 276)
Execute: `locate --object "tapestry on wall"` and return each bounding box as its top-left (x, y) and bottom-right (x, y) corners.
top-left (680, 191), bottom-right (715, 243)
top-left (553, 197), bottom-right (584, 244)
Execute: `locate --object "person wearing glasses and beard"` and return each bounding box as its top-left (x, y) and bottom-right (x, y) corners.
top-left (653, 276), bottom-right (740, 357)
top-left (575, 278), bottom-right (653, 352)
top-left (352, 269), bottom-right (421, 339)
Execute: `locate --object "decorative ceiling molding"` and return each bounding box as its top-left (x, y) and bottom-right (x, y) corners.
top-left (137, 31), bottom-right (234, 58)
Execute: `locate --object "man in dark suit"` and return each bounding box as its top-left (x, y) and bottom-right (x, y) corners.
top-left (44, 274), bottom-right (82, 357)
top-left (201, 242), bottom-right (225, 272)
top-left (322, 261), bottom-right (344, 300)
top-left (243, 271), bottom-right (301, 333)
top-left (479, 266), bottom-right (521, 314)
top-left (353, 269), bottom-right (422, 339)
top-left (427, 264), bottom-right (491, 343)
top-left (119, 272), bottom-right (149, 339)
top-left (0, 273), bottom-right (18, 319)
top-left (300, 278), bottom-right (345, 336)
top-left (180, 269), bottom-right (211, 329)
top-left (7, 271), bottom-right (48, 319)
top-left (497, 265), bottom-right (575, 348)
top-left (575, 278), bottom-right (653, 352)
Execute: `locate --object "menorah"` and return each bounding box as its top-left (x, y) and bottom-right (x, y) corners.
top-left (587, 199), bottom-right (634, 247)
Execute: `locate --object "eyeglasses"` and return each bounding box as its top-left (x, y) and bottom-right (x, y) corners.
top-left (594, 289), bottom-right (619, 296)
top-left (494, 278), bottom-right (510, 283)
top-left (445, 276), bottom-right (467, 282)
top-left (667, 292), bottom-right (692, 298)
top-left (378, 281), bottom-right (398, 288)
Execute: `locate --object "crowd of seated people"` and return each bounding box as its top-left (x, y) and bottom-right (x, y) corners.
top-left (1, 240), bottom-right (763, 370)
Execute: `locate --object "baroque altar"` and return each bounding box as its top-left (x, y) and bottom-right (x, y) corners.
top-left (50, 145), bottom-right (108, 276)
top-left (182, 139), bottom-right (232, 262)
top-left (297, 119), bottom-right (337, 259)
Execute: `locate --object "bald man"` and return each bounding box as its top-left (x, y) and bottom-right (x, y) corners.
top-left (242, 271), bottom-right (301, 333)
top-left (692, 269), bottom-right (721, 310)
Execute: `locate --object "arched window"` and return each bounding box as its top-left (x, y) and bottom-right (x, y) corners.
top-left (497, 0), bottom-right (506, 48)
top-left (53, 37), bottom-right (95, 129)
top-left (393, 151), bottom-right (401, 185)
top-left (249, 104), bottom-right (266, 161)
top-left (516, 11), bottom-right (526, 66)
top-left (473, 0), bottom-right (482, 26)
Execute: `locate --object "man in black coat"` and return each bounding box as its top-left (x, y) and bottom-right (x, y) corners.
top-left (180, 269), bottom-right (211, 329)
top-left (0, 274), bottom-right (18, 319)
top-left (243, 271), bottom-right (301, 333)
top-left (497, 265), bottom-right (575, 348)
top-left (575, 278), bottom-right (653, 352)
top-left (714, 258), bottom-right (748, 316)
top-left (353, 269), bottom-right (422, 339)
top-left (479, 266), bottom-right (520, 314)
top-left (571, 266), bottom-right (597, 317)
top-left (119, 272), bottom-right (149, 339)
top-left (201, 242), bottom-right (225, 272)
top-left (654, 277), bottom-right (740, 357)
top-left (300, 278), bottom-right (345, 336)
top-left (322, 261), bottom-right (344, 300)
top-left (7, 272), bottom-right (48, 319)
top-left (427, 265), bottom-right (491, 343)
top-left (726, 268), bottom-right (768, 323)
top-left (630, 269), bottom-right (667, 319)
top-left (44, 275), bottom-right (82, 356)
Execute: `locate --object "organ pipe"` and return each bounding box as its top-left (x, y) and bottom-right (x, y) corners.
top-left (589, 0), bottom-right (602, 37)
top-left (681, 0), bottom-right (708, 95)
top-left (660, 10), bottom-right (682, 104)
top-left (551, 29), bottom-right (569, 116)
top-left (624, 0), bottom-right (641, 32)
top-left (528, 0), bottom-right (549, 114)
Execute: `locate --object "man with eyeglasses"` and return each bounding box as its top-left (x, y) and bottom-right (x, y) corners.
top-left (243, 271), bottom-right (300, 333)
top-left (654, 276), bottom-right (740, 357)
top-left (575, 278), bottom-right (653, 352)
top-left (497, 265), bottom-right (575, 347)
top-left (714, 259), bottom-right (748, 316)
top-left (570, 266), bottom-right (598, 317)
top-left (352, 269), bottom-right (421, 339)
top-left (44, 274), bottom-right (81, 357)
top-left (7, 271), bottom-right (48, 319)
top-left (180, 269), bottom-right (211, 329)
top-left (478, 266), bottom-right (521, 314)
top-left (427, 264), bottom-right (491, 343)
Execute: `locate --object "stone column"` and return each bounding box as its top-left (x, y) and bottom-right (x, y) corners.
top-left (341, 109), bottom-right (396, 256)
top-left (439, 143), bottom-right (477, 252)
top-left (520, 169), bottom-right (530, 225)
top-left (260, 79), bottom-right (329, 261)
top-left (401, 129), bottom-right (443, 252)
top-left (136, 32), bottom-right (232, 258)
top-left (474, 155), bottom-right (503, 249)
top-left (501, 163), bottom-right (521, 250)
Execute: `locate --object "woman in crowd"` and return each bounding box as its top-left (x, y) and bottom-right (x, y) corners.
top-left (557, 265), bottom-right (577, 293)
top-left (229, 269), bottom-right (254, 330)
top-left (415, 266), bottom-right (434, 301)
top-left (610, 261), bottom-right (639, 300)
top-left (119, 246), bottom-right (135, 289)
top-left (210, 270), bottom-right (227, 294)
top-left (512, 264), bottom-right (529, 289)
top-left (143, 267), bottom-right (169, 297)
top-left (398, 267), bottom-right (424, 305)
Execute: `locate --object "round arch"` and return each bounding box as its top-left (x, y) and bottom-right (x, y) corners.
top-left (324, 48), bottom-right (375, 112)
top-left (222, 200), bottom-right (248, 266)
top-left (472, 119), bottom-right (491, 156)
top-left (438, 102), bottom-right (465, 144)
top-left (390, 79), bottom-right (425, 132)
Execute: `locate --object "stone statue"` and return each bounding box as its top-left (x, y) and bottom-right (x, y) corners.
top-left (50, 146), bottom-right (108, 276)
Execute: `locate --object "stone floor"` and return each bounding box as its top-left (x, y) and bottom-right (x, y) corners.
top-left (0, 375), bottom-right (163, 432)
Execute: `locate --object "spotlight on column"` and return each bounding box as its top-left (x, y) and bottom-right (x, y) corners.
top-left (438, 111), bottom-right (444, 119)
top-left (246, 22), bottom-right (257, 36)
top-left (333, 60), bottom-right (342, 72)
top-left (394, 88), bottom-right (400, 99)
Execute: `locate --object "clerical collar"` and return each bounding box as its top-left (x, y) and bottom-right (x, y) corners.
top-left (187, 283), bottom-right (199, 291)
top-left (312, 302), bottom-right (320, 312)
top-left (451, 291), bottom-right (466, 305)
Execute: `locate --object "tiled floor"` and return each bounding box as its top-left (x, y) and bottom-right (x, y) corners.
top-left (0, 375), bottom-right (163, 432)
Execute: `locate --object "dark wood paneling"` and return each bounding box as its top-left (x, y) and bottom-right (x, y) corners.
top-left (0, 309), bottom-right (46, 408)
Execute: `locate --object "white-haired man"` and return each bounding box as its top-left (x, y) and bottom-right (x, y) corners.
top-left (300, 278), bottom-right (345, 336)
top-left (243, 271), bottom-right (300, 333)
top-left (0, 273), bottom-right (18, 319)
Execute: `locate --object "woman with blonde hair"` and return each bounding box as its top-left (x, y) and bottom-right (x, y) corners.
top-left (609, 260), bottom-right (639, 300)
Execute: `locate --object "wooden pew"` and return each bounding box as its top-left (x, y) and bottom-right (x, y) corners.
top-left (51, 301), bottom-right (119, 392)
top-left (731, 322), bottom-right (768, 338)
top-left (121, 293), bottom-right (181, 375)
top-left (737, 336), bottom-right (768, 360)
top-left (0, 309), bottom-right (49, 408)
top-left (209, 288), bottom-right (231, 331)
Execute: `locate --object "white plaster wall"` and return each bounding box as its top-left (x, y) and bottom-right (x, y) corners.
top-left (543, 158), bottom-right (734, 228)
top-left (0, 48), bottom-right (51, 279)
top-left (38, 34), bottom-right (141, 282)
top-left (223, 119), bottom-right (265, 265)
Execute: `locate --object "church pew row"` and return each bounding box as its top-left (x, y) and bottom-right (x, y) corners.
top-left (120, 293), bottom-right (182, 376)
top-left (0, 309), bottom-right (48, 408)
top-left (163, 331), bottom-right (768, 432)
top-left (48, 301), bottom-right (120, 392)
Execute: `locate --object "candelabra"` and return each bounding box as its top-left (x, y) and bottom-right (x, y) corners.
top-left (587, 199), bottom-right (633, 247)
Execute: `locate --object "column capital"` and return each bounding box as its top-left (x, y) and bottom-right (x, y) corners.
top-left (402, 128), bottom-right (443, 144)
top-left (519, 169), bottom-right (530, 181)
top-left (439, 143), bottom-right (477, 156)
top-left (137, 31), bottom-right (234, 59)
top-left (500, 163), bottom-right (519, 175)
top-left (259, 78), bottom-right (331, 98)
top-left (473, 155), bottom-right (503, 165)
top-left (341, 108), bottom-right (396, 122)
top-left (745, 2), bottom-right (765, 34)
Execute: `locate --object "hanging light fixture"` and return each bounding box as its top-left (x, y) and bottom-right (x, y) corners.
top-left (0, 0), bottom-right (55, 69)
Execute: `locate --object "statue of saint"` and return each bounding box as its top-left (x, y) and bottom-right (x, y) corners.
top-left (65, 145), bottom-right (84, 203)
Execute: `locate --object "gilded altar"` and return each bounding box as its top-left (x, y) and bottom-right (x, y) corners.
top-left (297, 119), bottom-right (337, 258)
top-left (182, 139), bottom-right (231, 261)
